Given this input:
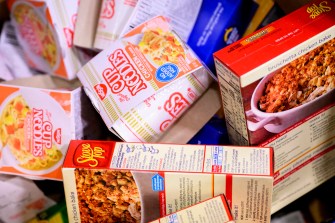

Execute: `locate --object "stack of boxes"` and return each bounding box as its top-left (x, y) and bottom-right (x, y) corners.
top-left (0, 0), bottom-right (334, 222)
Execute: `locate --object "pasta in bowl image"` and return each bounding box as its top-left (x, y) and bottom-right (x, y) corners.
top-left (137, 29), bottom-right (186, 67)
top-left (247, 38), bottom-right (335, 133)
top-left (10, 1), bottom-right (61, 73)
top-left (0, 90), bottom-right (71, 176)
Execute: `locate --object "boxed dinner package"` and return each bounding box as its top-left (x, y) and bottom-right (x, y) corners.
top-left (62, 140), bottom-right (274, 223)
top-left (0, 75), bottom-right (106, 180)
top-left (7, 0), bottom-right (84, 80)
top-left (214, 0), bottom-right (335, 213)
top-left (150, 195), bottom-right (234, 223)
top-left (77, 16), bottom-right (218, 143)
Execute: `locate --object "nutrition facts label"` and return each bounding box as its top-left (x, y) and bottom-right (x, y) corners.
top-left (215, 59), bottom-right (249, 145)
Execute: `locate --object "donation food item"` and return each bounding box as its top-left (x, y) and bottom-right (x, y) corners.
top-left (0, 95), bottom-right (63, 171)
top-left (259, 38), bottom-right (335, 113)
top-left (62, 140), bottom-right (274, 223)
top-left (214, 0), bottom-right (335, 213)
top-left (7, 0), bottom-right (83, 80)
top-left (11, 2), bottom-right (58, 69)
top-left (0, 75), bottom-right (106, 180)
top-left (77, 16), bottom-right (213, 143)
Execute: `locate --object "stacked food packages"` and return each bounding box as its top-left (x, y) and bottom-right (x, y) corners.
top-left (0, 0), bottom-right (334, 222)
top-left (214, 0), bottom-right (335, 213)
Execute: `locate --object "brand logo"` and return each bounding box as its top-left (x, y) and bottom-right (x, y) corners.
top-left (75, 143), bottom-right (106, 167)
top-left (101, 0), bottom-right (115, 19)
top-left (307, 1), bottom-right (331, 18)
top-left (103, 49), bottom-right (147, 96)
top-left (63, 28), bottom-right (74, 47)
top-left (54, 128), bottom-right (62, 144)
top-left (94, 83), bottom-right (108, 100)
top-left (160, 92), bottom-right (190, 131)
top-left (32, 108), bottom-right (53, 157)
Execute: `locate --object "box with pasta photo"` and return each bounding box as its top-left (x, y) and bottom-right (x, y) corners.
top-left (214, 0), bottom-right (335, 213)
top-left (62, 140), bottom-right (274, 223)
top-left (0, 75), bottom-right (105, 180)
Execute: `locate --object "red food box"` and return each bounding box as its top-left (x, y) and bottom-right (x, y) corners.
top-left (214, 0), bottom-right (335, 213)
top-left (62, 140), bottom-right (274, 223)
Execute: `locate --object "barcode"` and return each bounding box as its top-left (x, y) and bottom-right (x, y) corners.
top-left (1, 22), bottom-right (20, 46)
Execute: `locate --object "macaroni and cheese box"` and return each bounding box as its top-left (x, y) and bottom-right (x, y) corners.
top-left (7, 0), bottom-right (83, 80)
top-left (214, 0), bottom-right (335, 212)
top-left (149, 195), bottom-right (235, 223)
top-left (62, 140), bottom-right (274, 223)
top-left (0, 75), bottom-right (105, 180)
top-left (77, 16), bottom-right (215, 143)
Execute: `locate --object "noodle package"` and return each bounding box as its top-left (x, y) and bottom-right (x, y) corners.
top-left (0, 75), bottom-right (106, 180)
top-left (7, 0), bottom-right (85, 80)
top-left (77, 16), bottom-right (214, 142)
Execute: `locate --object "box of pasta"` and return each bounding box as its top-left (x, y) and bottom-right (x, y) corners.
top-left (62, 140), bottom-right (274, 223)
top-left (213, 0), bottom-right (335, 213)
top-left (0, 75), bottom-right (105, 180)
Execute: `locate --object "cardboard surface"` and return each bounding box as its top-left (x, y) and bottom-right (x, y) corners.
top-left (73, 0), bottom-right (102, 49)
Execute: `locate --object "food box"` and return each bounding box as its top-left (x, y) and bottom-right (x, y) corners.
top-left (7, 0), bottom-right (83, 80)
top-left (0, 75), bottom-right (106, 180)
top-left (62, 140), bottom-right (274, 223)
top-left (77, 16), bottom-right (217, 143)
top-left (213, 0), bottom-right (335, 212)
top-left (149, 195), bottom-right (235, 223)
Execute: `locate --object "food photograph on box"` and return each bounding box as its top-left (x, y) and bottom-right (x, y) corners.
top-left (0, 0), bottom-right (335, 223)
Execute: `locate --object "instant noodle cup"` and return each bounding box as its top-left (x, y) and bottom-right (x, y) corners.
top-left (0, 75), bottom-right (106, 180)
top-left (77, 16), bottom-right (214, 142)
top-left (7, 0), bottom-right (83, 80)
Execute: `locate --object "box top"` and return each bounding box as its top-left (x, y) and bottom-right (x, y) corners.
top-left (63, 140), bottom-right (274, 177)
top-left (214, 0), bottom-right (335, 76)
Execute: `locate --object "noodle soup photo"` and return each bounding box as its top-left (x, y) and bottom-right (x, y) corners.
top-left (0, 86), bottom-right (71, 180)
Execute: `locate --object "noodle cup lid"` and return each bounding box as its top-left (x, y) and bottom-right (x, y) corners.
top-left (0, 84), bottom-right (72, 180)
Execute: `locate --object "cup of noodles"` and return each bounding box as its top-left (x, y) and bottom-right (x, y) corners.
top-left (77, 16), bottom-right (214, 142)
top-left (246, 37), bottom-right (335, 133)
top-left (7, 0), bottom-right (84, 80)
top-left (0, 75), bottom-right (107, 180)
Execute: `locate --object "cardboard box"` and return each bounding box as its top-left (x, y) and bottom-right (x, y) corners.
top-left (77, 16), bottom-right (218, 143)
top-left (213, 0), bottom-right (335, 212)
top-left (7, 0), bottom-right (83, 80)
top-left (150, 195), bottom-right (235, 223)
top-left (0, 75), bottom-right (105, 180)
top-left (62, 140), bottom-right (274, 223)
